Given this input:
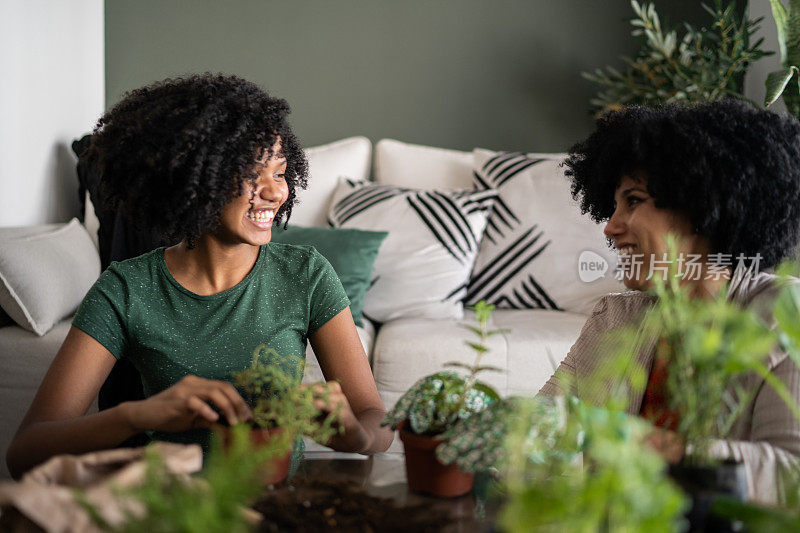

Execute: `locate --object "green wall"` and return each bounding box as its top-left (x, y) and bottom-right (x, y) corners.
top-left (106, 0), bottom-right (710, 153)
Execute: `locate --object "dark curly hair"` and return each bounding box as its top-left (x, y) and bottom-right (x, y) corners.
top-left (564, 99), bottom-right (800, 268)
top-left (90, 73), bottom-right (308, 247)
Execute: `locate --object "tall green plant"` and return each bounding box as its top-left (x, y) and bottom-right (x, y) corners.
top-left (607, 239), bottom-right (800, 465)
top-left (585, 0), bottom-right (769, 114)
top-left (764, 0), bottom-right (800, 119)
top-left (499, 397), bottom-right (687, 533)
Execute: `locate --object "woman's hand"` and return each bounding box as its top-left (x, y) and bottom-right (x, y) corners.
top-left (644, 428), bottom-right (685, 464)
top-left (306, 380), bottom-right (357, 428)
top-left (308, 308), bottom-right (394, 453)
top-left (304, 380), bottom-right (371, 452)
top-left (123, 375), bottom-right (252, 433)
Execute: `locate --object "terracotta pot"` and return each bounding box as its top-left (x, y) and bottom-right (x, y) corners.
top-left (398, 420), bottom-right (474, 498)
top-left (219, 426), bottom-right (292, 485)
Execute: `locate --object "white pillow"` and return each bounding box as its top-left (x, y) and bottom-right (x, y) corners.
top-left (0, 219), bottom-right (101, 335)
top-left (291, 136), bottom-right (372, 227)
top-left (466, 149), bottom-right (623, 315)
top-left (328, 178), bottom-right (496, 322)
top-left (374, 139), bottom-right (473, 190)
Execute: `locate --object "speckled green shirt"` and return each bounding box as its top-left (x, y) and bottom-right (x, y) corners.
top-left (72, 243), bottom-right (350, 448)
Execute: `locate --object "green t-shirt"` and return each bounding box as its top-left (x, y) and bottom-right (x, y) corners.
top-left (73, 243), bottom-right (350, 448)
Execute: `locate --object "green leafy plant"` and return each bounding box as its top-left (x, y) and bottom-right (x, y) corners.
top-left (383, 301), bottom-right (503, 435)
top-left (82, 424), bottom-right (273, 533)
top-left (764, 0), bottom-right (800, 119)
top-left (584, 0), bottom-right (769, 114)
top-left (82, 348), bottom-right (344, 532)
top-left (688, 261), bottom-right (800, 533)
top-left (609, 239), bottom-right (800, 465)
top-left (231, 344), bottom-right (342, 448)
top-left (499, 396), bottom-right (688, 533)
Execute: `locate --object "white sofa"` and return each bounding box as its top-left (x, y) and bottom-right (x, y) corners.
top-left (0, 136), bottom-right (616, 475)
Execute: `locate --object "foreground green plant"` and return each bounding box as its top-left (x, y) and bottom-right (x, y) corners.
top-left (383, 301), bottom-right (502, 435)
top-left (585, 0), bottom-right (769, 114)
top-left (83, 424), bottom-right (271, 533)
top-left (232, 344), bottom-right (342, 448)
top-left (499, 396), bottom-right (687, 533)
top-left (608, 238), bottom-right (800, 465)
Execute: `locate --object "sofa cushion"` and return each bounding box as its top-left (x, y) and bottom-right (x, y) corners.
top-left (374, 139), bottom-right (473, 190)
top-left (370, 308), bottom-right (587, 412)
top-left (466, 150), bottom-right (623, 315)
top-left (0, 219), bottom-right (101, 336)
top-left (328, 178), bottom-right (496, 322)
top-left (292, 136), bottom-right (372, 227)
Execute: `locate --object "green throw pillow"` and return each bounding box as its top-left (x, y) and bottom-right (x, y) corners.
top-left (270, 225), bottom-right (387, 327)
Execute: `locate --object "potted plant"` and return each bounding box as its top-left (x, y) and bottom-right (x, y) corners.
top-left (382, 301), bottom-right (503, 497)
top-left (227, 344), bottom-right (342, 485)
top-left (498, 395), bottom-right (688, 533)
top-left (710, 469), bottom-right (800, 532)
top-left (584, 0), bottom-right (769, 114)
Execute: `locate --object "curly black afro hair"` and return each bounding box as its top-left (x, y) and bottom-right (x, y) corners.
top-left (90, 73), bottom-right (308, 247)
top-left (564, 99), bottom-right (800, 269)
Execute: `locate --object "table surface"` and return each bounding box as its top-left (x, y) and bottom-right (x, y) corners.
top-left (272, 451), bottom-right (498, 532)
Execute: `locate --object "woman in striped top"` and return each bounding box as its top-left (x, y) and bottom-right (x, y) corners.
top-left (540, 99), bottom-right (800, 503)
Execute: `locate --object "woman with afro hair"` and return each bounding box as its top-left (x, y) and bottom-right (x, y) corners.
top-left (539, 99), bottom-right (800, 503)
top-left (7, 74), bottom-right (393, 478)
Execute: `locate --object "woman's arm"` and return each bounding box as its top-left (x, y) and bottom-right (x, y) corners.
top-left (6, 327), bottom-right (252, 479)
top-left (538, 296), bottom-right (613, 397)
top-left (6, 327), bottom-right (133, 478)
top-left (704, 354), bottom-right (800, 504)
top-left (309, 307), bottom-right (394, 454)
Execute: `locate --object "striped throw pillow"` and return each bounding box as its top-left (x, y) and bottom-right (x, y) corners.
top-left (328, 178), bottom-right (496, 321)
top-left (466, 150), bottom-right (623, 314)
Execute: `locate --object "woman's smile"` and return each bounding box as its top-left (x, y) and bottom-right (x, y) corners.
top-left (245, 208), bottom-right (275, 229)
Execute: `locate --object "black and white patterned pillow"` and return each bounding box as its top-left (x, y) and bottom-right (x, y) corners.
top-left (328, 178), bottom-right (496, 322)
top-left (465, 150), bottom-right (623, 314)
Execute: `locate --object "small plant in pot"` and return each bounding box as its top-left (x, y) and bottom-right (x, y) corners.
top-left (228, 344), bottom-right (342, 485)
top-left (382, 301), bottom-right (503, 497)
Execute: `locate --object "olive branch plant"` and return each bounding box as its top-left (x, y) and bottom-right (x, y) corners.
top-left (585, 0), bottom-right (770, 114)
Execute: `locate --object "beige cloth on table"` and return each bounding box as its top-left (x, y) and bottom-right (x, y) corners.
top-left (0, 443), bottom-right (203, 532)
top-left (538, 269), bottom-right (800, 504)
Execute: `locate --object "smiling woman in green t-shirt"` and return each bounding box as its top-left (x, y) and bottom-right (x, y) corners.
top-left (6, 74), bottom-right (394, 478)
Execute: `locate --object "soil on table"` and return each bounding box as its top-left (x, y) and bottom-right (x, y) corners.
top-left (252, 477), bottom-right (454, 532)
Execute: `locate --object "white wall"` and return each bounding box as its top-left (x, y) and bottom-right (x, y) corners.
top-left (0, 0), bottom-right (104, 227)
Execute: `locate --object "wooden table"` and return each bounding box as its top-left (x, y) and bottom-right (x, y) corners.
top-left (255, 451), bottom-right (497, 532)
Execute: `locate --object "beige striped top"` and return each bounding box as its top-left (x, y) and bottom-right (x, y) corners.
top-left (539, 270), bottom-right (800, 504)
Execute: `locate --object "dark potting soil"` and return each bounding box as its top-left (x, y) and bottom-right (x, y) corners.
top-left (253, 478), bottom-right (454, 532)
